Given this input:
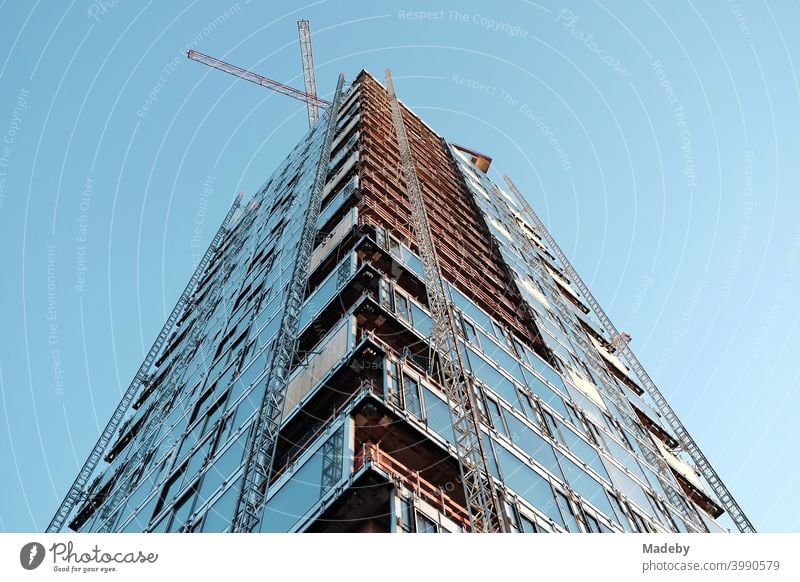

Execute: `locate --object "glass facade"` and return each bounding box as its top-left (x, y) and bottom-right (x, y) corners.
top-left (57, 71), bottom-right (730, 534)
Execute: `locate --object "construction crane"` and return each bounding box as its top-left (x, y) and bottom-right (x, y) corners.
top-left (187, 48), bottom-right (329, 129)
top-left (47, 192), bottom-right (244, 533)
top-left (384, 69), bottom-right (506, 533)
top-left (297, 20), bottom-right (320, 127)
top-left (502, 175), bottom-right (756, 533)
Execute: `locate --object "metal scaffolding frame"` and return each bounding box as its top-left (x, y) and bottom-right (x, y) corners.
top-left (502, 175), bottom-right (755, 533)
top-left (231, 73), bottom-right (346, 533)
top-left (384, 69), bottom-right (505, 533)
top-left (482, 181), bottom-right (702, 531)
top-left (47, 192), bottom-right (244, 533)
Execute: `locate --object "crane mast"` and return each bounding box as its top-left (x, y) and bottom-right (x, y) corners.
top-left (297, 20), bottom-right (320, 127)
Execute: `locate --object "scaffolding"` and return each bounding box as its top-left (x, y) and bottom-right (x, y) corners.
top-left (384, 69), bottom-right (505, 533)
top-left (47, 192), bottom-right (245, 533)
top-left (231, 73), bottom-right (346, 533)
top-left (502, 175), bottom-right (755, 533)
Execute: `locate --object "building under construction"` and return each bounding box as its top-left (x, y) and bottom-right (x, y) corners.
top-left (48, 64), bottom-right (753, 534)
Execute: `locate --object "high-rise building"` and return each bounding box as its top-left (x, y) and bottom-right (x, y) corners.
top-left (50, 71), bottom-right (748, 534)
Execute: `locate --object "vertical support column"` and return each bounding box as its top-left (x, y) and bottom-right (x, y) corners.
top-left (232, 73), bottom-right (347, 533)
top-left (383, 69), bottom-right (505, 533)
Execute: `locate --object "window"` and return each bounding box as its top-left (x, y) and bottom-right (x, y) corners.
top-left (402, 373), bottom-right (422, 418)
top-left (556, 492), bottom-right (581, 532)
top-left (493, 444), bottom-right (564, 529)
top-left (519, 513), bottom-right (537, 533)
top-left (461, 316), bottom-right (479, 345)
top-left (466, 346), bottom-right (518, 404)
top-left (583, 511), bottom-right (602, 533)
top-left (415, 512), bottom-right (438, 533)
top-left (398, 496), bottom-right (414, 532)
top-left (525, 372), bottom-right (571, 419)
top-left (608, 492), bottom-right (634, 532)
top-left (262, 446), bottom-right (325, 532)
top-left (487, 398), bottom-right (507, 437)
top-left (410, 304), bottom-right (433, 337)
top-left (503, 413), bottom-right (562, 479)
top-left (481, 433), bottom-right (501, 480)
top-left (516, 388), bottom-right (538, 421)
top-left (386, 360), bottom-right (401, 406)
top-left (629, 510), bottom-right (651, 533)
top-left (421, 387), bottom-right (453, 443)
top-left (556, 452), bottom-right (615, 519)
top-left (395, 292), bottom-right (410, 322)
top-left (199, 479), bottom-right (241, 533)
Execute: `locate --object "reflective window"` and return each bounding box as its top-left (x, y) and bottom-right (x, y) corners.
top-left (556, 492), bottom-right (581, 532)
top-left (467, 346), bottom-right (517, 405)
top-left (556, 452), bottom-right (615, 519)
top-left (525, 371), bottom-right (570, 419)
top-left (395, 291), bottom-right (410, 322)
top-left (415, 512), bottom-right (438, 533)
top-left (200, 478), bottom-right (241, 533)
top-left (503, 413), bottom-right (562, 480)
top-left (487, 398), bottom-right (507, 437)
top-left (403, 373), bottom-right (422, 419)
top-left (261, 449), bottom-right (324, 533)
top-left (493, 443), bottom-right (564, 529)
top-left (421, 387), bottom-right (453, 444)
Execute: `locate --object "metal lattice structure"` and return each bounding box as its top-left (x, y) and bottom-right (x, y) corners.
top-left (231, 73), bottom-right (346, 533)
top-left (47, 192), bottom-right (245, 533)
top-left (297, 20), bottom-right (320, 128)
top-left (96, 206), bottom-right (257, 532)
top-left (384, 69), bottom-right (505, 533)
top-left (502, 175), bottom-right (755, 533)
top-left (485, 181), bottom-right (702, 531)
top-left (187, 49), bottom-right (330, 110)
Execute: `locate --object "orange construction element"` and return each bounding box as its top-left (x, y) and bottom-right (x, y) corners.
top-left (354, 442), bottom-right (470, 528)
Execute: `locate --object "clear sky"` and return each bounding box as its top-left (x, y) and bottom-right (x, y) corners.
top-left (0, 0), bottom-right (798, 533)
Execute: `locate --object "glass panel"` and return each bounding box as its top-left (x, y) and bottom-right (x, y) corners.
top-left (494, 443), bottom-right (564, 528)
top-left (503, 413), bottom-right (563, 480)
top-left (481, 433), bottom-right (501, 480)
top-left (466, 346), bottom-right (517, 404)
top-left (200, 479), bottom-right (241, 533)
top-left (556, 452), bottom-right (615, 519)
top-left (415, 512), bottom-right (438, 533)
top-left (395, 292), bottom-right (410, 322)
top-left (410, 304), bottom-right (433, 337)
top-left (525, 371), bottom-right (571, 419)
top-left (556, 492), bottom-right (580, 532)
top-left (261, 448), bottom-right (325, 532)
top-left (487, 399), bottom-right (507, 437)
top-left (557, 420), bottom-right (609, 481)
top-left (421, 388), bottom-right (453, 444)
top-left (403, 374), bottom-right (422, 419)
top-left (519, 513), bottom-right (537, 533)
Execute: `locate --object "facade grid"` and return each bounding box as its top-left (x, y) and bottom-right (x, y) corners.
top-left (53, 71), bottom-right (735, 534)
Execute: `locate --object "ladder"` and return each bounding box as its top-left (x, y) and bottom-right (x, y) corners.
top-left (502, 175), bottom-right (756, 533)
top-left (384, 70), bottom-right (505, 533)
top-left (476, 178), bottom-right (701, 530)
top-left (47, 192), bottom-right (244, 533)
top-left (231, 73), bottom-right (346, 533)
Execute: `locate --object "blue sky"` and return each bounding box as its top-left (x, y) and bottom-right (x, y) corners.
top-left (1, 0), bottom-right (798, 533)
